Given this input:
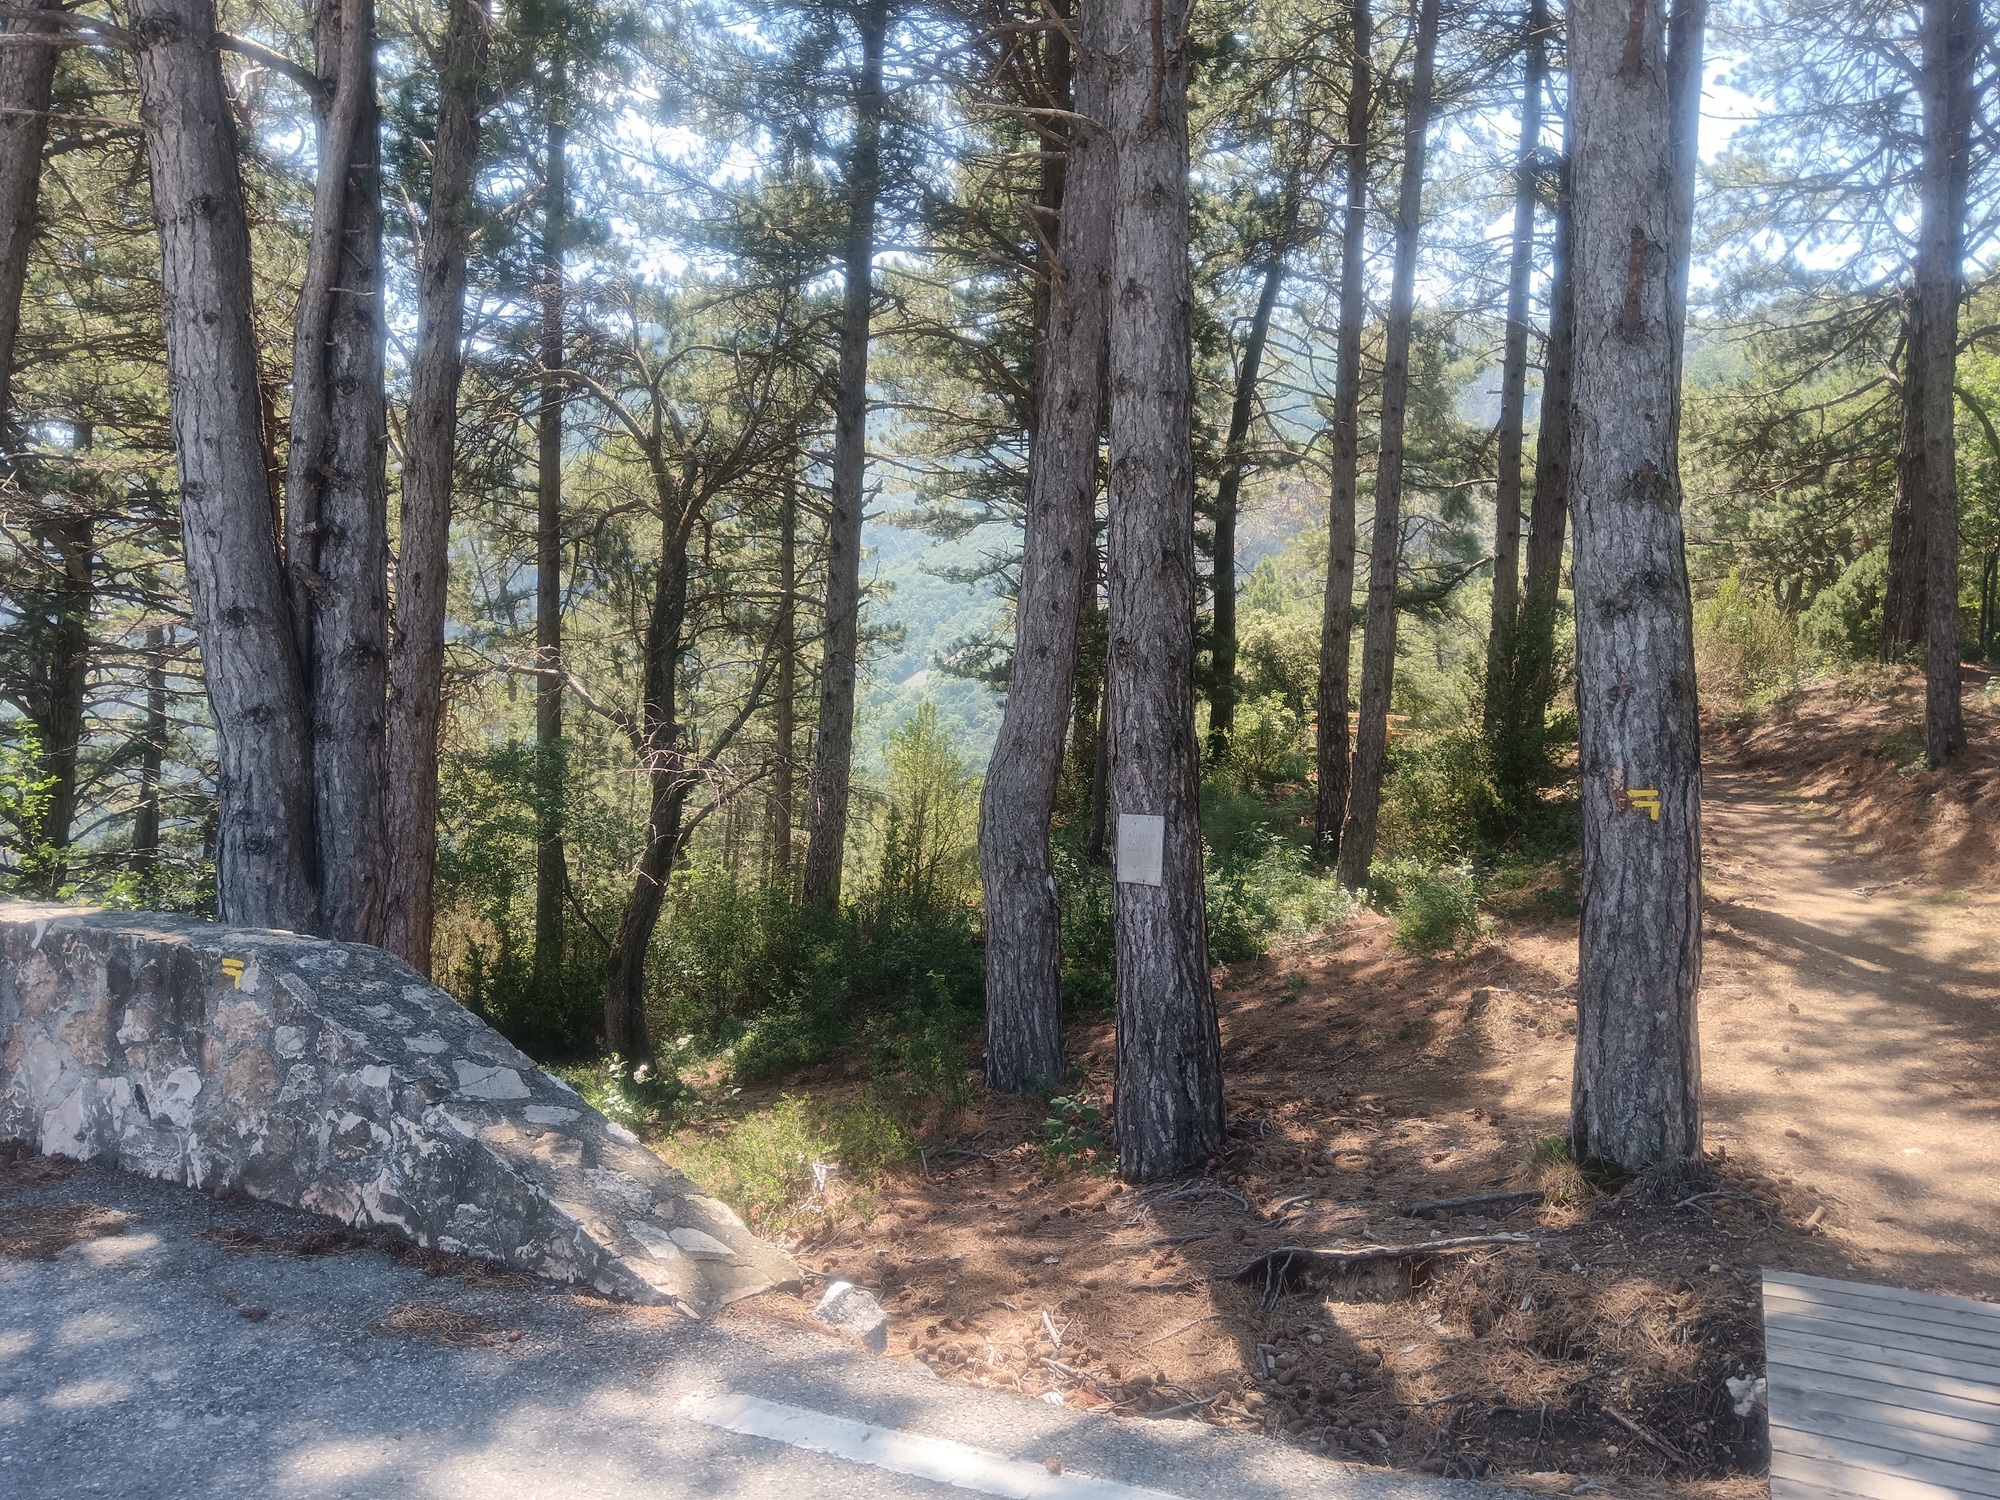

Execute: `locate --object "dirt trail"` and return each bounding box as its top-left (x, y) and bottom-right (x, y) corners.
top-left (1699, 765), bottom-right (2000, 1294)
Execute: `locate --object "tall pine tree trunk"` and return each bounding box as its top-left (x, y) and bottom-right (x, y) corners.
top-left (1485, 0), bottom-right (1547, 725)
top-left (131, 625), bottom-right (168, 900)
top-left (769, 466), bottom-right (798, 888)
top-left (1566, 0), bottom-right (1705, 1171)
top-left (1917, 0), bottom-right (1972, 766)
top-left (1518, 133), bottom-right (1574, 714)
top-left (5, 7), bottom-right (84, 895)
top-left (284, 0), bottom-right (389, 946)
top-left (1883, 319), bottom-right (1927, 658)
top-left (0, 0), bottom-right (59, 448)
top-left (1104, 0), bottom-right (1223, 1180)
top-left (1336, 0), bottom-right (1440, 891)
top-left (131, 0), bottom-right (319, 931)
top-left (1313, 0), bottom-right (1371, 863)
top-left (602, 527), bottom-right (691, 1061)
top-left (979, 0), bottom-right (1113, 1095)
top-left (802, 0), bottom-right (888, 908)
top-left (1207, 248), bottom-right (1286, 761)
top-left (27, 516), bottom-right (90, 894)
top-left (534, 54), bottom-right (569, 979)
top-left (1026, 1), bottom-right (1071, 429)
top-left (384, 0), bottom-right (486, 974)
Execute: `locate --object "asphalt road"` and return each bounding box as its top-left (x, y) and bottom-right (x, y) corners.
top-left (1, 1163), bottom-right (1521, 1500)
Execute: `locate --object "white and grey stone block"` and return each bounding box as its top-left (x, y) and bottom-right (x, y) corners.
top-left (812, 1280), bottom-right (889, 1354)
top-left (0, 902), bottom-right (800, 1314)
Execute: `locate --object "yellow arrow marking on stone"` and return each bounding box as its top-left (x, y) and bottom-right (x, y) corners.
top-left (220, 957), bottom-right (246, 989)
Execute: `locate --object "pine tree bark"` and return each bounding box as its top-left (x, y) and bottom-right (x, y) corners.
top-left (1917, 0), bottom-right (1972, 766)
top-left (534, 54), bottom-right (569, 978)
top-left (4, 4), bottom-right (82, 894)
top-left (284, 0), bottom-right (389, 946)
top-left (979, 0), bottom-right (1113, 1096)
top-left (1485, 0), bottom-right (1547, 723)
top-left (1085, 665), bottom-right (1110, 862)
top-left (1026, 0), bottom-right (1071, 431)
top-left (1207, 249), bottom-right (1286, 760)
top-left (1566, 0), bottom-right (1705, 1172)
top-left (0, 0), bottom-right (59, 447)
top-left (1336, 0), bottom-right (1440, 891)
top-left (25, 516), bottom-right (90, 894)
top-left (383, 0), bottom-right (486, 974)
top-left (768, 467), bottom-right (798, 888)
top-left (1882, 313), bottom-right (1928, 660)
top-left (602, 530), bottom-right (691, 1062)
top-left (801, 0), bottom-right (888, 908)
top-left (1518, 137), bottom-right (1574, 703)
top-left (131, 625), bottom-right (168, 900)
top-left (131, 0), bottom-right (319, 931)
top-left (1313, 0), bottom-right (1371, 863)
top-left (1104, 0), bottom-right (1223, 1180)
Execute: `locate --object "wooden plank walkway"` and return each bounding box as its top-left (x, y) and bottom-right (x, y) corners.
top-left (1766, 1270), bottom-right (2000, 1500)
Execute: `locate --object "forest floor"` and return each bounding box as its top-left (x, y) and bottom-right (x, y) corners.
top-left (705, 666), bottom-right (2000, 1498)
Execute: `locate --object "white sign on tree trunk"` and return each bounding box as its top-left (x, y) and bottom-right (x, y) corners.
top-left (1115, 813), bottom-right (1165, 886)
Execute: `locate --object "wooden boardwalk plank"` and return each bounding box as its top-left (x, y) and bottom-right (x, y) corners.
top-left (1767, 1311), bottom-right (2000, 1376)
top-left (1767, 1278), bottom-right (2000, 1348)
top-left (1766, 1298), bottom-right (2000, 1363)
top-left (1774, 1445), bottom-right (1990, 1500)
top-left (1773, 1325), bottom-right (2000, 1388)
top-left (1771, 1369), bottom-right (2000, 1445)
top-left (1775, 1394), bottom-right (2000, 1468)
top-left (1769, 1347), bottom-right (2000, 1417)
top-left (1768, 1273), bottom-right (2000, 1335)
top-left (1767, 1271), bottom-right (2000, 1500)
top-left (1773, 1427), bottom-right (2000, 1499)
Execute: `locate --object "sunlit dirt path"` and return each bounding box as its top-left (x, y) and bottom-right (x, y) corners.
top-left (1698, 765), bottom-right (2000, 1294)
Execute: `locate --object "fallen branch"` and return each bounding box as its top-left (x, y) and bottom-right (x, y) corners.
top-left (1224, 1235), bottom-right (1537, 1309)
top-left (1603, 1403), bottom-right (1689, 1466)
top-left (1145, 1392), bottom-right (1223, 1421)
top-left (1402, 1189), bottom-right (1544, 1219)
top-left (1147, 1182), bottom-right (1252, 1211)
top-left (1137, 1312), bottom-right (1222, 1350)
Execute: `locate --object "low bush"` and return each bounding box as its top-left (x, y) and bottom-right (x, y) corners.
top-left (1372, 856), bottom-right (1484, 954)
top-left (1695, 573), bottom-right (1811, 705)
top-left (1377, 727), bottom-right (1502, 860)
top-left (669, 1094), bottom-right (912, 1237)
top-left (557, 1054), bottom-right (687, 1132)
top-left (1799, 547), bottom-right (1887, 662)
top-left (1206, 834), bottom-right (1355, 961)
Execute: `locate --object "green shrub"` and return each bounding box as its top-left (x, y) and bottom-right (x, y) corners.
top-left (1377, 727), bottom-right (1502, 860)
top-left (1052, 833), bottom-right (1115, 1016)
top-left (557, 1054), bottom-right (687, 1132)
top-left (1218, 694), bottom-right (1312, 795)
top-left (0, 723), bottom-right (58, 896)
top-left (1237, 602), bottom-right (1323, 716)
top-left (865, 968), bottom-right (979, 1133)
top-left (1372, 857), bottom-right (1483, 954)
top-left (862, 700), bottom-right (980, 921)
top-left (1695, 573), bottom-right (1808, 704)
top-left (670, 1095), bottom-right (912, 1234)
top-left (1205, 835), bottom-right (1356, 961)
top-left (459, 945), bottom-right (605, 1062)
top-left (1038, 1093), bottom-right (1109, 1175)
top-left (1799, 547), bottom-right (1887, 661)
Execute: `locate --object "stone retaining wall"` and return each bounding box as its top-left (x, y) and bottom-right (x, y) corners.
top-left (0, 902), bottom-right (798, 1313)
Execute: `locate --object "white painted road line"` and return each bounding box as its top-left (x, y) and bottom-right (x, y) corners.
top-left (679, 1392), bottom-right (1189, 1500)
